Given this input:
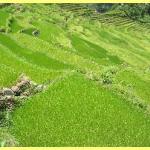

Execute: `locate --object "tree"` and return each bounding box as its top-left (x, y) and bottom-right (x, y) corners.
top-left (119, 4), bottom-right (150, 20)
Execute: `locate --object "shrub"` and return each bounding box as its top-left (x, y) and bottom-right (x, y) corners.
top-left (101, 66), bottom-right (119, 84)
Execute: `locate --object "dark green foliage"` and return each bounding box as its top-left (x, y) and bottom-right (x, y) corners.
top-left (119, 4), bottom-right (150, 20)
top-left (88, 3), bottom-right (150, 22)
top-left (101, 66), bottom-right (118, 84)
top-left (88, 4), bottom-right (114, 13)
top-left (0, 4), bottom-right (11, 9)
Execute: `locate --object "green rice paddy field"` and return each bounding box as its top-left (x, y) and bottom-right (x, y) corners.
top-left (0, 4), bottom-right (150, 146)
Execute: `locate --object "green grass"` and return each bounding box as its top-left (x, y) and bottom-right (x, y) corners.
top-left (0, 43), bottom-right (67, 87)
top-left (9, 18), bottom-right (22, 33)
top-left (71, 34), bottom-right (122, 65)
top-left (0, 4), bottom-right (150, 147)
top-left (0, 10), bottom-right (9, 27)
top-left (32, 20), bottom-right (72, 49)
top-left (21, 27), bottom-right (36, 35)
top-left (11, 74), bottom-right (150, 146)
top-left (116, 69), bottom-right (150, 104)
top-left (8, 33), bottom-right (102, 76)
top-left (0, 33), bottom-right (71, 70)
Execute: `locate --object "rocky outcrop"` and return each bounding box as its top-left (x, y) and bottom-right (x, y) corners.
top-left (0, 74), bottom-right (46, 111)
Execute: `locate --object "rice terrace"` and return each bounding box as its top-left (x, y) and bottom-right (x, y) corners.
top-left (0, 3), bottom-right (150, 147)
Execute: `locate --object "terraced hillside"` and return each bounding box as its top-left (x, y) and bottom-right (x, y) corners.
top-left (0, 4), bottom-right (150, 147)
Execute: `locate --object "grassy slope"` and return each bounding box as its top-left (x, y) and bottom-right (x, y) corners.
top-left (0, 33), bottom-right (71, 70)
top-left (0, 10), bottom-right (9, 27)
top-left (11, 74), bottom-right (150, 146)
top-left (0, 4), bottom-right (150, 146)
top-left (116, 70), bottom-right (150, 104)
top-left (0, 43), bottom-right (67, 87)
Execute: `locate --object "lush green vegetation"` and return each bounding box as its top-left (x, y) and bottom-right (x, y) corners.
top-left (11, 74), bottom-right (150, 146)
top-left (0, 3), bottom-right (150, 147)
top-left (89, 4), bottom-right (150, 22)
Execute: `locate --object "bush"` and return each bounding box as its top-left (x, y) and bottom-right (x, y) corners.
top-left (119, 4), bottom-right (150, 20)
top-left (101, 66), bottom-right (118, 84)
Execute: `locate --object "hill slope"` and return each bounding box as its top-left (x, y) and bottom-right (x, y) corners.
top-left (0, 4), bottom-right (150, 146)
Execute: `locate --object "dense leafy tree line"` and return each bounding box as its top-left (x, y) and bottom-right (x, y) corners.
top-left (89, 4), bottom-right (150, 21)
top-left (119, 4), bottom-right (150, 20)
top-left (0, 4), bottom-right (11, 8)
top-left (88, 4), bottom-right (114, 13)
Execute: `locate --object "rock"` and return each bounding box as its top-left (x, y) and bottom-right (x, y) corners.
top-left (5, 96), bottom-right (15, 110)
top-left (0, 90), bottom-right (3, 96)
top-left (21, 91), bottom-right (30, 96)
top-left (0, 74), bottom-right (46, 110)
top-left (30, 81), bottom-right (37, 87)
top-left (16, 80), bottom-right (29, 89)
top-left (0, 100), bottom-right (5, 109)
top-left (6, 100), bottom-right (14, 110)
top-left (0, 96), bottom-right (4, 101)
top-left (32, 30), bottom-right (40, 36)
top-left (21, 80), bottom-right (30, 85)
top-left (19, 96), bottom-right (27, 100)
top-left (5, 95), bottom-right (13, 100)
top-left (18, 74), bottom-right (30, 82)
top-left (22, 77), bottom-right (30, 82)
top-left (35, 84), bottom-right (43, 92)
top-left (21, 81), bottom-right (30, 92)
top-left (11, 86), bottom-right (20, 93)
top-left (3, 88), bottom-right (14, 96)
top-left (16, 82), bottom-right (23, 88)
